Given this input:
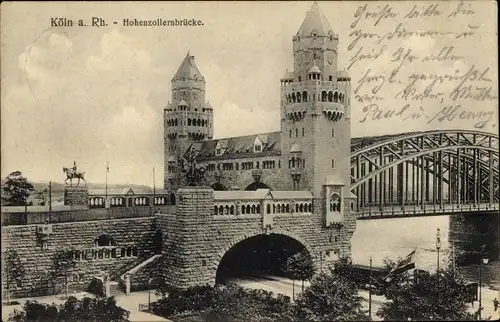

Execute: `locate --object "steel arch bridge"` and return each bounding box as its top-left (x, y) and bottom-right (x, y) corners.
top-left (350, 130), bottom-right (499, 219)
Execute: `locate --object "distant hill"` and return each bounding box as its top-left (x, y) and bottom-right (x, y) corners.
top-left (1, 180), bottom-right (153, 194)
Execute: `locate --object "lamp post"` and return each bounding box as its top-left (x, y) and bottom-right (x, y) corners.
top-left (479, 258), bottom-right (489, 320)
top-left (368, 257), bottom-right (372, 319)
top-left (148, 277), bottom-right (154, 311)
top-left (435, 228), bottom-right (441, 273)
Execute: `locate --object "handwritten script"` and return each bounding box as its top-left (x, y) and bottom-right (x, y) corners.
top-left (347, 1), bottom-right (498, 130)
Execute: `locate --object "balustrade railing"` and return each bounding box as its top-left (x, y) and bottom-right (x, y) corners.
top-left (356, 202), bottom-right (499, 219)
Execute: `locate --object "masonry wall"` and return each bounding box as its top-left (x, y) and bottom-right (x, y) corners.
top-left (1, 217), bottom-right (156, 298)
top-left (202, 164), bottom-right (292, 191)
top-left (162, 187), bottom-right (356, 290)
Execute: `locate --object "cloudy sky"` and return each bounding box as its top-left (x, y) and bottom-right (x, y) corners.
top-left (1, 1), bottom-right (498, 186)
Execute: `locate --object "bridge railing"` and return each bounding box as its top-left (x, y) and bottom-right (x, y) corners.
top-left (356, 203), bottom-right (499, 219)
top-left (1, 205), bottom-right (177, 226)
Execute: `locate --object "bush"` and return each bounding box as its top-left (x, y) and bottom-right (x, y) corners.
top-left (7, 296), bottom-right (130, 322)
top-left (87, 278), bottom-right (104, 297)
top-left (151, 283), bottom-right (292, 322)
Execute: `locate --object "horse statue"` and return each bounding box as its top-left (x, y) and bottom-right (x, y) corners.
top-left (63, 161), bottom-right (87, 186)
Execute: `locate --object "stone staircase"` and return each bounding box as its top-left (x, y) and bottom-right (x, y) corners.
top-left (109, 281), bottom-right (125, 297)
top-left (115, 254), bottom-right (163, 295)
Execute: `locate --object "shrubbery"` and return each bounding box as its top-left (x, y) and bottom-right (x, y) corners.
top-left (86, 278), bottom-right (105, 297)
top-left (7, 296), bottom-right (129, 322)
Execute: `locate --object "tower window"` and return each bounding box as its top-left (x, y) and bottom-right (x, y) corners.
top-left (331, 159), bottom-right (335, 168)
top-left (332, 128), bottom-right (335, 137)
top-left (295, 129), bottom-right (299, 137)
top-left (329, 76), bottom-right (333, 81)
top-left (298, 76), bottom-right (301, 82)
top-left (302, 128), bottom-right (304, 137)
top-left (289, 129), bottom-right (292, 138)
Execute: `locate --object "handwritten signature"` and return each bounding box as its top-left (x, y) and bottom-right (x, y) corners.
top-left (359, 104), bottom-right (495, 129)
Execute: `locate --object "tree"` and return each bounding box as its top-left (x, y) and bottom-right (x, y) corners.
top-left (7, 296), bottom-right (130, 322)
top-left (377, 268), bottom-right (475, 321)
top-left (3, 249), bottom-right (26, 305)
top-left (205, 283), bottom-right (292, 322)
top-left (283, 251), bottom-right (315, 293)
top-left (293, 267), bottom-right (370, 321)
top-left (53, 249), bottom-right (77, 298)
top-left (2, 171), bottom-right (34, 206)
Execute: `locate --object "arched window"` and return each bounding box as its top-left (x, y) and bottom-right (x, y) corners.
top-left (286, 204), bottom-right (290, 213)
top-left (296, 204), bottom-right (299, 212)
top-left (267, 204), bottom-right (271, 214)
top-left (242, 205), bottom-right (246, 214)
top-left (334, 91), bottom-right (339, 102)
top-left (219, 205), bottom-right (224, 214)
top-left (276, 205), bottom-right (281, 213)
top-left (273, 204), bottom-right (276, 213)
top-left (251, 205), bottom-right (256, 214)
top-left (188, 119), bottom-right (192, 126)
top-left (225, 205), bottom-right (230, 215)
top-left (308, 203), bottom-right (312, 212)
top-left (302, 91), bottom-right (308, 102)
top-left (299, 204), bottom-right (304, 212)
top-left (246, 205), bottom-right (251, 214)
top-left (230, 205), bottom-right (235, 215)
top-left (170, 193), bottom-right (176, 205)
top-left (95, 234), bottom-right (116, 247)
top-left (292, 93), bottom-right (296, 103)
top-left (214, 206), bottom-right (218, 215)
top-left (331, 194), bottom-right (341, 212)
top-left (256, 205), bottom-right (261, 214)
top-left (328, 91), bottom-right (333, 102)
top-left (321, 91), bottom-right (327, 102)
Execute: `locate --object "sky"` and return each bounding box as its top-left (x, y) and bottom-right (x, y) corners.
top-left (1, 1), bottom-right (498, 186)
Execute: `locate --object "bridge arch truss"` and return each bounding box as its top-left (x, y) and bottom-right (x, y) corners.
top-left (350, 130), bottom-right (499, 217)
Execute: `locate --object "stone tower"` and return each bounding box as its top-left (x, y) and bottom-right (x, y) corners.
top-left (280, 2), bottom-right (352, 226)
top-left (164, 52), bottom-right (214, 193)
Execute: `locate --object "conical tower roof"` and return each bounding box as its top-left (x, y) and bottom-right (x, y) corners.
top-left (297, 2), bottom-right (333, 37)
top-left (172, 52), bottom-right (204, 81)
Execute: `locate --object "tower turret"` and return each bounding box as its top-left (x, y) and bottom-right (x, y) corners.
top-left (280, 2), bottom-right (351, 227)
top-left (293, 1), bottom-right (339, 82)
top-left (164, 52), bottom-right (214, 192)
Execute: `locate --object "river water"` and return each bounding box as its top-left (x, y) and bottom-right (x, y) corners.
top-left (351, 214), bottom-right (499, 289)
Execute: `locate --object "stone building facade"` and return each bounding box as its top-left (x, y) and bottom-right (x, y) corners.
top-left (164, 2), bottom-right (352, 202)
top-left (2, 2), bottom-right (360, 297)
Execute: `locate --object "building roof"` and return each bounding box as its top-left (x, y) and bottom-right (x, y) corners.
top-left (290, 143), bottom-right (302, 153)
top-left (189, 130), bottom-right (428, 162)
top-left (297, 2), bottom-right (334, 37)
top-left (89, 187), bottom-right (169, 196)
top-left (270, 191), bottom-right (312, 200)
top-left (172, 52), bottom-right (204, 81)
top-left (337, 70), bottom-right (350, 79)
top-left (214, 189), bottom-right (271, 200)
top-left (308, 65), bottom-right (321, 74)
top-left (195, 131), bottom-right (281, 161)
top-left (214, 189), bottom-right (312, 201)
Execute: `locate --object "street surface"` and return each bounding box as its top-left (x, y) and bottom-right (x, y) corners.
top-left (2, 278), bottom-right (498, 321)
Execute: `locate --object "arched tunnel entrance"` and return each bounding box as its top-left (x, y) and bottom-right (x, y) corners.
top-left (215, 234), bottom-right (310, 284)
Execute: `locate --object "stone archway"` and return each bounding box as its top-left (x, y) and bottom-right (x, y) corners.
top-left (212, 229), bottom-right (315, 284)
top-left (211, 183), bottom-right (227, 191)
top-left (244, 182), bottom-right (272, 191)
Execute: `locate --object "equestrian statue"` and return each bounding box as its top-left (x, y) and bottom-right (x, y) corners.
top-left (178, 157), bottom-right (207, 186)
top-left (63, 161), bottom-right (87, 186)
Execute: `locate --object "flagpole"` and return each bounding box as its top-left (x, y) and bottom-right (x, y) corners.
top-left (369, 256), bottom-right (372, 319)
top-left (153, 167), bottom-right (156, 209)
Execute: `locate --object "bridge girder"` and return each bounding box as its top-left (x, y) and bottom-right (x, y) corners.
top-left (350, 130), bottom-right (499, 205)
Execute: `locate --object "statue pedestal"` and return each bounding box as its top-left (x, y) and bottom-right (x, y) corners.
top-left (64, 186), bottom-right (89, 208)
